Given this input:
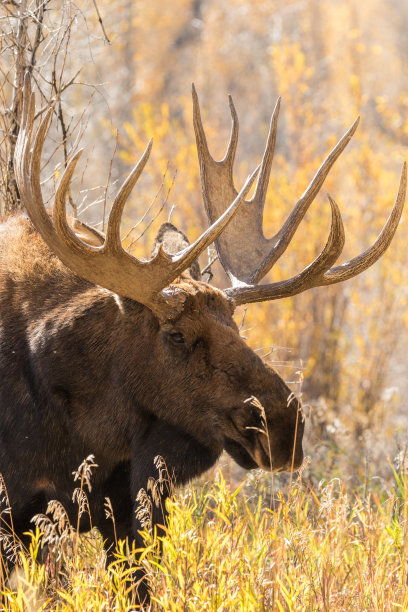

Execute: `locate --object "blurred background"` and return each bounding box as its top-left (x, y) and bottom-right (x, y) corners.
top-left (1, 0), bottom-right (408, 484)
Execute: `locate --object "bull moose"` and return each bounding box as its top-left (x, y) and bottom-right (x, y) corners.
top-left (0, 74), bottom-right (406, 594)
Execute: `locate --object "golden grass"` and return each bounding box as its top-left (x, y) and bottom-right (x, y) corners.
top-left (1, 463), bottom-right (408, 611)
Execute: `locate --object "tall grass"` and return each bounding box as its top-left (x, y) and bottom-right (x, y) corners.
top-left (1, 460), bottom-right (408, 610)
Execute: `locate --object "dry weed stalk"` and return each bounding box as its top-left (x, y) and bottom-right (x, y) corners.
top-left (0, 474), bottom-right (20, 567)
top-left (135, 455), bottom-right (175, 534)
top-left (104, 497), bottom-right (117, 547)
top-left (135, 489), bottom-right (153, 532)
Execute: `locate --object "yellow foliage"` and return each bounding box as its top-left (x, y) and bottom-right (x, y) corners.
top-left (2, 471), bottom-right (408, 610)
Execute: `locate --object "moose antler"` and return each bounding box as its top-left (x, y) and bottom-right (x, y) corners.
top-left (14, 75), bottom-right (259, 317)
top-left (193, 86), bottom-right (407, 306)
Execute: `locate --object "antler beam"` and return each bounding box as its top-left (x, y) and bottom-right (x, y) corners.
top-left (14, 75), bottom-right (259, 318)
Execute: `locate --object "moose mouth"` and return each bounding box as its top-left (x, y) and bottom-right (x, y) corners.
top-left (224, 426), bottom-right (276, 472)
top-left (225, 415), bottom-right (275, 471)
top-left (224, 433), bottom-right (303, 473)
top-left (252, 434), bottom-right (274, 471)
top-left (225, 415), bottom-right (303, 472)
top-left (223, 436), bottom-right (259, 470)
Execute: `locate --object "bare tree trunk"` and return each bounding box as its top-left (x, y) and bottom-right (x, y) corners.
top-left (0, 0), bottom-right (102, 217)
top-left (4, 0), bottom-right (28, 212)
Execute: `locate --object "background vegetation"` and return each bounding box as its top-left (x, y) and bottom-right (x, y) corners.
top-left (1, 0), bottom-right (408, 609)
top-left (2, 465), bottom-right (408, 609)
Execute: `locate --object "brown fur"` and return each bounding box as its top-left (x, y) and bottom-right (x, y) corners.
top-left (0, 215), bottom-right (72, 281)
top-left (0, 213), bottom-right (303, 601)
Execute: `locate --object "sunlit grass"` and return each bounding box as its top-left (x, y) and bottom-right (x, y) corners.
top-left (1, 462), bottom-right (408, 611)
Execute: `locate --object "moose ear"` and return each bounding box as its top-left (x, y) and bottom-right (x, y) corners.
top-left (70, 218), bottom-right (105, 247)
top-left (151, 222), bottom-right (202, 281)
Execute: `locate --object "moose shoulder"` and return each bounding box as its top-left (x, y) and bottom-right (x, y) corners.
top-left (0, 75), bottom-right (406, 577)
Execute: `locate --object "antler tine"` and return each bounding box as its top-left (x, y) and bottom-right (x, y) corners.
top-left (30, 108), bottom-right (53, 203)
top-left (192, 84), bottom-right (214, 167)
top-left (14, 73), bottom-right (31, 193)
top-left (18, 75), bottom-right (102, 262)
top-left (104, 139), bottom-right (153, 254)
top-left (15, 75), bottom-right (56, 246)
top-left (53, 149), bottom-right (92, 254)
top-left (252, 117), bottom-right (360, 283)
top-left (320, 161), bottom-right (407, 285)
top-left (250, 96), bottom-right (280, 208)
top-left (193, 85), bottom-right (239, 181)
top-left (223, 95), bottom-right (239, 171)
top-left (53, 140), bottom-right (154, 258)
top-left (227, 165), bottom-right (406, 306)
top-left (226, 195), bottom-right (346, 305)
top-left (18, 73), bottom-right (35, 165)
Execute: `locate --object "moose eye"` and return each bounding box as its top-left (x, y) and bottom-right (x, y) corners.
top-left (168, 332), bottom-right (185, 345)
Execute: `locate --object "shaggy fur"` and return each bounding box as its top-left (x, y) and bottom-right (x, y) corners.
top-left (0, 214), bottom-right (303, 598)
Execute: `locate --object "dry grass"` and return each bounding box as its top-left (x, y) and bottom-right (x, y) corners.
top-left (1, 457), bottom-right (407, 611)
